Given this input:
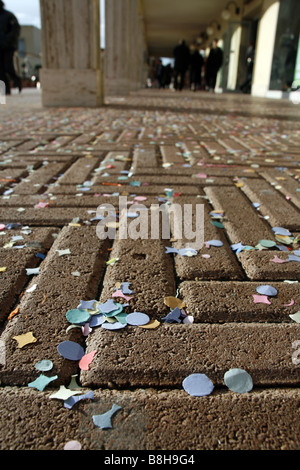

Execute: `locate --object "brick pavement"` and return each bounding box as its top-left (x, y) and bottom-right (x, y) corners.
top-left (0, 88), bottom-right (299, 450)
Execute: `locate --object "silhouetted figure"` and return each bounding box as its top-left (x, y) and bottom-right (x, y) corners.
top-left (156, 59), bottom-right (166, 88)
top-left (240, 42), bottom-right (254, 94)
top-left (190, 45), bottom-right (204, 91)
top-left (205, 39), bottom-right (223, 92)
top-left (0, 1), bottom-right (22, 95)
top-left (173, 39), bottom-right (190, 91)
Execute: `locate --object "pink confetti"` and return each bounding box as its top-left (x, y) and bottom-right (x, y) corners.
top-left (79, 350), bottom-right (97, 371)
top-left (202, 254), bottom-right (211, 259)
top-left (271, 255), bottom-right (288, 264)
top-left (0, 224), bottom-right (5, 231)
top-left (34, 201), bottom-right (49, 209)
top-left (283, 299), bottom-right (295, 307)
top-left (134, 196), bottom-right (147, 201)
top-left (196, 173), bottom-right (207, 179)
top-left (253, 294), bottom-right (271, 305)
top-left (112, 290), bottom-right (132, 301)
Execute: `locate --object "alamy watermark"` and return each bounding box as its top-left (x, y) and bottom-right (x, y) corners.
top-left (96, 197), bottom-right (204, 250)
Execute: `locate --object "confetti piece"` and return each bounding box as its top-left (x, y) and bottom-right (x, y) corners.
top-left (34, 359), bottom-right (53, 372)
top-left (28, 374), bottom-right (58, 392)
top-left (162, 307), bottom-right (182, 323)
top-left (89, 314), bottom-right (106, 327)
top-left (183, 315), bottom-right (194, 324)
top-left (205, 240), bottom-right (223, 247)
top-left (182, 373), bottom-right (214, 397)
top-left (163, 296), bottom-right (186, 309)
top-left (49, 386), bottom-right (82, 401)
top-left (258, 239), bottom-right (276, 248)
top-left (256, 285), bottom-right (278, 296)
top-left (26, 283), bottom-right (37, 293)
top-left (288, 254), bottom-right (300, 262)
top-left (57, 341), bottom-right (85, 361)
top-left (92, 404), bottom-right (122, 429)
top-left (283, 299), bottom-right (295, 307)
top-left (71, 271), bottom-right (81, 277)
top-left (66, 309), bottom-right (91, 325)
top-left (106, 257), bottom-right (119, 266)
top-left (289, 311), bottom-right (300, 323)
top-left (139, 319), bottom-right (160, 329)
top-left (64, 391), bottom-right (94, 409)
top-left (78, 300), bottom-right (97, 310)
top-left (272, 227), bottom-right (291, 236)
top-left (120, 282), bottom-right (134, 295)
top-left (64, 441), bottom-right (82, 450)
top-left (101, 322), bottom-right (126, 330)
top-left (126, 312), bottom-right (150, 326)
top-left (0, 267), bottom-right (7, 272)
top-left (253, 294), bottom-right (271, 305)
top-left (35, 202), bottom-right (49, 209)
top-left (112, 290), bottom-right (132, 301)
top-left (82, 323), bottom-right (92, 336)
top-left (13, 332), bottom-right (37, 348)
top-left (26, 268), bottom-right (40, 276)
top-left (224, 368), bottom-right (253, 393)
top-left (178, 247), bottom-right (198, 257)
top-left (8, 306), bottom-right (20, 320)
top-left (210, 220), bottom-right (224, 228)
top-left (98, 299), bottom-right (119, 314)
top-left (271, 255), bottom-right (288, 264)
top-left (56, 249), bottom-right (71, 256)
top-left (79, 350), bottom-right (97, 371)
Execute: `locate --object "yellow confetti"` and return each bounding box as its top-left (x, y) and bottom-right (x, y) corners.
top-left (13, 332), bottom-right (37, 348)
top-left (139, 319), bottom-right (160, 329)
top-left (164, 296), bottom-right (186, 309)
top-left (0, 267), bottom-right (7, 272)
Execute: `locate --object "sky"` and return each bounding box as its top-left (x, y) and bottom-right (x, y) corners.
top-left (4, 0), bottom-right (105, 46)
top-left (4, 0), bottom-right (41, 28)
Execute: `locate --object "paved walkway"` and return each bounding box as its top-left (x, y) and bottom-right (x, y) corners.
top-left (0, 88), bottom-right (299, 451)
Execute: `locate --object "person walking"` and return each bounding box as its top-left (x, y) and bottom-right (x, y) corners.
top-left (205, 38), bottom-right (223, 92)
top-left (173, 39), bottom-right (190, 91)
top-left (189, 45), bottom-right (204, 91)
top-left (0, 0), bottom-right (22, 95)
top-left (240, 42), bottom-right (255, 94)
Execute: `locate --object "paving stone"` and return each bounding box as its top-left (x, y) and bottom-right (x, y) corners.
top-left (168, 197), bottom-right (244, 280)
top-left (12, 162), bottom-right (72, 195)
top-left (260, 169), bottom-right (300, 210)
top-left (81, 323), bottom-right (300, 388)
top-left (204, 185), bottom-right (274, 245)
top-left (0, 226), bottom-right (110, 386)
top-left (99, 238), bottom-right (176, 317)
top-left (57, 157), bottom-right (101, 185)
top-left (237, 250), bottom-right (300, 280)
top-left (0, 386), bottom-right (298, 450)
top-left (239, 178), bottom-right (300, 231)
top-left (179, 280), bottom-right (300, 322)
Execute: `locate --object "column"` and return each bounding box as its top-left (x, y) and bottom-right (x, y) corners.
top-left (105, 0), bottom-right (130, 95)
top-left (39, 0), bottom-right (103, 107)
top-left (251, 0), bottom-right (280, 97)
top-left (105, 0), bottom-right (147, 95)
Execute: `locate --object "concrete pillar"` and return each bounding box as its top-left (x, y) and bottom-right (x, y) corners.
top-left (105, 0), bottom-right (147, 95)
top-left (251, 0), bottom-right (280, 97)
top-left (39, 0), bottom-right (103, 107)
